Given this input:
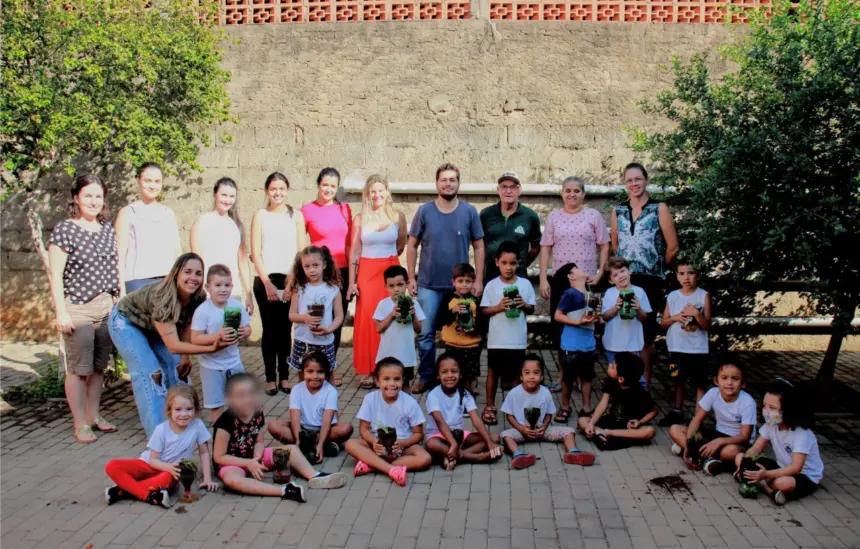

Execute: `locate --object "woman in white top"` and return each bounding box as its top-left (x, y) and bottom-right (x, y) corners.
top-left (190, 177), bottom-right (253, 313)
top-left (250, 172), bottom-right (306, 395)
top-left (347, 175), bottom-right (407, 389)
top-left (115, 163), bottom-right (182, 294)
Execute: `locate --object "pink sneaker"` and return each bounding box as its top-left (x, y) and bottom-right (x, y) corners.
top-left (353, 461), bottom-right (371, 477)
top-left (388, 465), bottom-right (407, 486)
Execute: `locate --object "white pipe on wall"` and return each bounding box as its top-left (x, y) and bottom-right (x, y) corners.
top-left (343, 179), bottom-right (676, 196)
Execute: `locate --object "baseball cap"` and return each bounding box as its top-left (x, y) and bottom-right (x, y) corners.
top-left (497, 171), bottom-right (520, 185)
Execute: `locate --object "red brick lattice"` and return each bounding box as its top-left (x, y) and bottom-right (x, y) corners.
top-left (221, 0), bottom-right (471, 21)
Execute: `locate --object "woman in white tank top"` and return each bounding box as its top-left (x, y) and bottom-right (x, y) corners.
top-left (115, 163), bottom-right (182, 294)
top-left (190, 178), bottom-right (253, 313)
top-left (347, 175), bottom-right (407, 388)
top-left (250, 172), bottom-right (306, 395)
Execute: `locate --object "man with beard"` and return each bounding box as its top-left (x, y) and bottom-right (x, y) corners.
top-left (407, 163), bottom-right (485, 394)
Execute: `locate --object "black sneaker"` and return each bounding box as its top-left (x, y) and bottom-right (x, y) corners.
top-left (282, 481), bottom-right (307, 503)
top-left (703, 458), bottom-right (723, 476)
top-left (577, 409), bottom-right (593, 418)
top-left (658, 410), bottom-right (684, 427)
top-left (145, 489), bottom-right (170, 508)
top-left (323, 441), bottom-right (341, 457)
top-left (105, 486), bottom-right (125, 506)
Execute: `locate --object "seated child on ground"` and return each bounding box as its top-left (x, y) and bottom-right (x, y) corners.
top-left (424, 352), bottom-right (503, 470)
top-left (658, 262), bottom-right (712, 427)
top-left (669, 363), bottom-right (756, 475)
top-left (105, 385), bottom-right (218, 507)
top-left (552, 262), bottom-right (600, 422)
top-left (734, 379), bottom-right (823, 505)
top-left (345, 357), bottom-right (432, 486)
top-left (481, 242), bottom-right (536, 426)
top-left (374, 265), bottom-right (425, 391)
top-left (268, 351), bottom-right (353, 462)
top-left (439, 264), bottom-right (482, 396)
top-left (579, 353), bottom-right (657, 450)
top-left (213, 373), bottom-right (346, 502)
top-left (190, 264), bottom-right (252, 423)
top-left (500, 353), bottom-right (596, 470)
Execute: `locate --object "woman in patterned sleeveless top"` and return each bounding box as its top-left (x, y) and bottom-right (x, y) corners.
top-left (610, 163), bottom-right (679, 389)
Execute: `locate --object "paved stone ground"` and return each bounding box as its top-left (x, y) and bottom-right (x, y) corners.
top-left (3, 346), bottom-right (860, 549)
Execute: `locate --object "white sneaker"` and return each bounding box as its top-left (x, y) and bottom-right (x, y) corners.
top-left (671, 443), bottom-right (683, 456)
top-left (773, 490), bottom-right (787, 506)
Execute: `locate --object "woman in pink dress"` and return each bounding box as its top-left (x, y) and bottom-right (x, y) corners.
top-left (539, 176), bottom-right (610, 363)
top-left (301, 168), bottom-right (352, 386)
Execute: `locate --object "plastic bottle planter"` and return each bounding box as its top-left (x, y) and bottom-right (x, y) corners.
top-left (451, 429), bottom-right (465, 445)
top-left (377, 426), bottom-right (398, 461)
top-left (308, 296), bottom-right (326, 334)
top-left (738, 454), bottom-right (764, 499)
top-left (585, 292), bottom-right (601, 320)
top-left (223, 307), bottom-right (243, 336)
top-left (619, 289), bottom-right (636, 320)
top-left (271, 447), bottom-right (291, 484)
top-left (396, 293), bottom-right (413, 325)
top-left (685, 432), bottom-right (703, 471)
top-left (178, 460), bottom-right (199, 503)
top-left (503, 286), bottom-right (521, 318)
top-left (298, 429), bottom-right (319, 463)
top-left (683, 305), bottom-right (705, 332)
top-left (524, 407), bottom-right (542, 430)
top-left (456, 298), bottom-right (476, 333)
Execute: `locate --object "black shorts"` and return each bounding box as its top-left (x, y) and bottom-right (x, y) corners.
top-left (630, 273), bottom-right (666, 344)
top-left (561, 350), bottom-right (597, 383)
top-left (669, 352), bottom-right (710, 389)
top-left (756, 457), bottom-right (819, 499)
top-left (595, 416), bottom-right (631, 430)
top-left (697, 426), bottom-right (751, 451)
top-left (487, 348), bottom-right (526, 383)
top-left (403, 366), bottom-right (415, 387)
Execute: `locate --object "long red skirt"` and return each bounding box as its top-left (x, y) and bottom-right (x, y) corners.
top-left (352, 256), bottom-right (400, 376)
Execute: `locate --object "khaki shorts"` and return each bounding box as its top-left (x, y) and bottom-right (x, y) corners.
top-left (62, 293), bottom-right (114, 376)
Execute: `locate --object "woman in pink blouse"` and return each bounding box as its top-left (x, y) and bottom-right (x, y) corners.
top-left (301, 168), bottom-right (352, 386)
top-left (539, 176), bottom-right (610, 351)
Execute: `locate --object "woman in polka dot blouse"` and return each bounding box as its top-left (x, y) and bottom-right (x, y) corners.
top-left (48, 174), bottom-right (121, 444)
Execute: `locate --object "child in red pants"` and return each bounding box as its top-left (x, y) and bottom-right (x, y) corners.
top-left (104, 385), bottom-right (218, 507)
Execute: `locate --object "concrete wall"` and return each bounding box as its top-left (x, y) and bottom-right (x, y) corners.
top-left (0, 21), bottom-right (776, 343)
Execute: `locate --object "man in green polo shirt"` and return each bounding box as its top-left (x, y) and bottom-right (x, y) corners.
top-left (480, 171), bottom-right (542, 283)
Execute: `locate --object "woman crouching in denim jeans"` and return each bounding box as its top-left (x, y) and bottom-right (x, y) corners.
top-left (109, 253), bottom-right (237, 437)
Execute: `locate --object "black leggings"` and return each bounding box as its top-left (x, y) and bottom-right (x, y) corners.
top-left (333, 267), bottom-right (350, 354)
top-left (253, 275), bottom-right (292, 383)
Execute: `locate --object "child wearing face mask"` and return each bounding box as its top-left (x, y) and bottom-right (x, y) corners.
top-left (734, 379), bottom-right (823, 505)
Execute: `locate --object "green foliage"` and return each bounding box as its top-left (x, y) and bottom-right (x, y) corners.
top-left (1, 0), bottom-right (233, 189)
top-left (2, 358), bottom-right (65, 403)
top-left (634, 0), bottom-right (860, 332)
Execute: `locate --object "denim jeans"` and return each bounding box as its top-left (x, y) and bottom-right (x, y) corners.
top-left (108, 306), bottom-right (181, 438)
top-left (416, 287), bottom-right (446, 383)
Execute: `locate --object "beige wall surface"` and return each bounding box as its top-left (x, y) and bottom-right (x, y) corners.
top-left (7, 20), bottom-right (850, 351)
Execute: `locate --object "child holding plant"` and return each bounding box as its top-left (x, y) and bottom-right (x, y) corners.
top-left (579, 353), bottom-right (657, 450)
top-left (104, 385), bottom-right (218, 507)
top-left (267, 350), bottom-right (353, 461)
top-left (668, 363), bottom-right (756, 475)
top-left (601, 257), bottom-right (651, 386)
top-left (190, 264), bottom-right (252, 422)
top-left (734, 379), bottom-right (823, 505)
top-left (425, 352), bottom-right (503, 469)
top-left (345, 357), bottom-right (432, 486)
top-left (373, 265), bottom-right (425, 390)
top-left (481, 242), bottom-right (536, 426)
top-left (438, 263), bottom-right (482, 396)
top-left (213, 373), bottom-right (346, 502)
top-left (288, 246), bottom-right (344, 380)
top-left (500, 354), bottom-right (595, 470)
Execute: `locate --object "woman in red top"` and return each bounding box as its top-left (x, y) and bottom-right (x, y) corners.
top-left (300, 168), bottom-right (352, 386)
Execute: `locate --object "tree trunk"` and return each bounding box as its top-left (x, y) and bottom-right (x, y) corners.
top-left (816, 299), bottom-right (858, 400)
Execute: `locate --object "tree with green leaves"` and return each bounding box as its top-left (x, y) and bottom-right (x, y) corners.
top-left (633, 0), bottom-right (860, 398)
top-left (1, 0), bottom-right (232, 274)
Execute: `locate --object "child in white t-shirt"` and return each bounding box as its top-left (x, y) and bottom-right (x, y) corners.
top-left (500, 354), bottom-right (595, 470)
top-left (601, 257), bottom-right (652, 380)
top-left (659, 263), bottom-right (712, 427)
top-left (669, 363), bottom-right (756, 476)
top-left (374, 265), bottom-right (425, 390)
top-left (345, 357), bottom-right (432, 486)
top-left (288, 246), bottom-right (345, 382)
top-left (190, 264), bottom-right (252, 422)
top-left (734, 379), bottom-right (823, 505)
top-left (268, 351), bottom-right (353, 462)
top-left (424, 352), bottom-right (502, 470)
top-left (480, 242), bottom-right (536, 426)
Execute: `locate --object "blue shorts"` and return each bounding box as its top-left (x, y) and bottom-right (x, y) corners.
top-left (200, 364), bottom-right (245, 409)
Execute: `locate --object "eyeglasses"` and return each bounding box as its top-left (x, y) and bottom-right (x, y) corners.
top-left (498, 184), bottom-right (520, 192)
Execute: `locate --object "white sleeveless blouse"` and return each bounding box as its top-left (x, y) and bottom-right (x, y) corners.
top-left (258, 208), bottom-right (297, 276)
